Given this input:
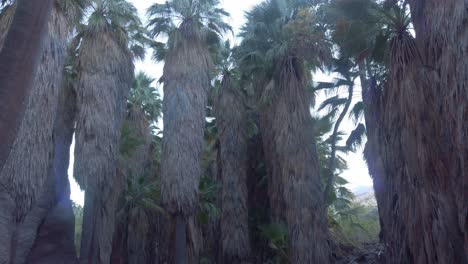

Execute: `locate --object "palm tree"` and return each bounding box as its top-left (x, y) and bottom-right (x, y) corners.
top-left (212, 41), bottom-right (251, 263)
top-left (407, 1), bottom-right (467, 261)
top-left (72, 1), bottom-right (145, 263)
top-left (328, 0), bottom-right (468, 262)
top-left (236, 1), bottom-right (331, 262)
top-left (147, 1), bottom-right (230, 261)
top-left (0, 0), bottom-right (53, 174)
top-left (315, 58), bottom-right (360, 205)
top-left (111, 71), bottom-right (163, 264)
top-left (26, 78), bottom-right (79, 264)
top-left (0, 1), bottom-right (83, 262)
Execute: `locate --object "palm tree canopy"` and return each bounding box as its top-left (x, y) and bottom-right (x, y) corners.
top-left (81, 0), bottom-right (150, 59)
top-left (236, 0), bottom-right (330, 84)
top-left (324, 0), bottom-right (412, 68)
top-left (147, 0), bottom-right (231, 62)
top-left (129, 71), bottom-right (162, 123)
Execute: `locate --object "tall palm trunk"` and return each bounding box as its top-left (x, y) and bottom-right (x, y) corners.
top-left (0, 0), bottom-right (53, 172)
top-left (74, 31), bottom-right (134, 264)
top-left (364, 2), bottom-right (467, 261)
top-left (408, 1), bottom-right (467, 259)
top-left (159, 22), bottom-right (212, 263)
top-left (26, 82), bottom-right (78, 264)
top-left (0, 4), bottom-right (71, 263)
top-left (260, 57), bottom-right (329, 263)
top-left (214, 73), bottom-right (251, 263)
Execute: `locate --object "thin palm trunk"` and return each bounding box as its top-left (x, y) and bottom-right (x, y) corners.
top-left (260, 57), bottom-right (329, 263)
top-left (324, 82), bottom-right (354, 204)
top-left (74, 31), bottom-right (134, 264)
top-left (0, 5), bottom-right (71, 263)
top-left (159, 22), bottom-right (212, 263)
top-left (0, 0), bottom-right (53, 172)
top-left (214, 74), bottom-right (251, 263)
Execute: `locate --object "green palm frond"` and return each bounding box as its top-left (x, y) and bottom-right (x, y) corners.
top-left (318, 95), bottom-right (348, 111)
top-left (80, 0), bottom-right (147, 58)
top-left (128, 72), bottom-right (162, 123)
top-left (346, 123), bottom-right (366, 151)
top-left (236, 0), bottom-right (330, 89)
top-left (125, 176), bottom-right (167, 216)
top-left (147, 0), bottom-right (231, 61)
top-left (349, 101), bottom-right (365, 124)
top-left (199, 176), bottom-right (220, 224)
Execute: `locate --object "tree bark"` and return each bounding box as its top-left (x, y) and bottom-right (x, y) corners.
top-left (0, 0), bottom-right (53, 172)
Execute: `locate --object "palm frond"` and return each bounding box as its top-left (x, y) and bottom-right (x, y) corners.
top-left (349, 101), bottom-right (365, 124)
top-left (346, 123), bottom-right (366, 151)
top-left (318, 95), bottom-right (348, 111)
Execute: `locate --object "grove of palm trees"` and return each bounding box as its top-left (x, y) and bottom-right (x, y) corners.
top-left (0, 0), bottom-right (466, 263)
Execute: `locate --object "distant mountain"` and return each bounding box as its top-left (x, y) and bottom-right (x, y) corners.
top-left (352, 185), bottom-right (374, 196)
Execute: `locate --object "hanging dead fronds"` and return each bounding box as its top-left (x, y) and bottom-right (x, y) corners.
top-left (214, 73), bottom-right (252, 262)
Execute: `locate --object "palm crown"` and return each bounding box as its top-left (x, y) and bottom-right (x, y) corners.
top-left (129, 72), bottom-right (162, 123)
top-left (81, 0), bottom-right (149, 59)
top-left (147, 0), bottom-right (231, 62)
top-left (236, 0), bottom-right (330, 83)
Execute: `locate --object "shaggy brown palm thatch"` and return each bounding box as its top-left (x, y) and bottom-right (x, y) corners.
top-left (0, 5), bottom-right (69, 262)
top-left (159, 22), bottom-right (212, 263)
top-left (260, 57), bottom-right (330, 263)
top-left (214, 73), bottom-right (251, 263)
top-left (364, 2), bottom-right (467, 261)
top-left (25, 81), bottom-right (78, 264)
top-left (74, 30), bottom-right (133, 264)
top-left (408, 1), bottom-right (468, 259)
top-left (0, 0), bottom-right (54, 173)
top-left (122, 107), bottom-right (153, 177)
top-left (159, 26), bottom-right (212, 217)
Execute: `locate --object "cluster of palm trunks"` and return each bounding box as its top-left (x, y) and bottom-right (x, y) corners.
top-left (0, 0), bottom-right (467, 264)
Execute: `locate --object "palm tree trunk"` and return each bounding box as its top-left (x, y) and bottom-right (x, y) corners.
top-left (25, 83), bottom-right (78, 264)
top-left (260, 57), bottom-right (329, 263)
top-left (408, 1), bottom-right (467, 260)
top-left (0, 0), bottom-right (53, 172)
top-left (246, 121), bottom-right (270, 263)
top-left (159, 32), bottom-right (212, 263)
top-left (364, 2), bottom-right (467, 260)
top-left (0, 5), bottom-right (70, 263)
top-left (214, 74), bottom-right (251, 263)
top-left (74, 32), bottom-right (134, 264)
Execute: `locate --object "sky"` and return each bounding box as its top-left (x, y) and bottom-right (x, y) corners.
top-left (69, 0), bottom-right (373, 206)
